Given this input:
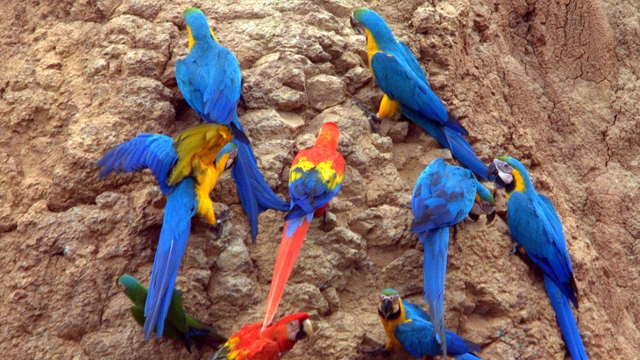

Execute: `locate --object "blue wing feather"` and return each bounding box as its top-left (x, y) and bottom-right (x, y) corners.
top-left (396, 300), bottom-right (481, 358)
top-left (506, 192), bottom-right (577, 306)
top-left (371, 52), bottom-right (467, 135)
top-left (143, 178), bottom-right (197, 340)
top-left (285, 166), bottom-right (342, 221)
top-left (411, 158), bottom-right (477, 232)
top-left (96, 134), bottom-right (176, 194)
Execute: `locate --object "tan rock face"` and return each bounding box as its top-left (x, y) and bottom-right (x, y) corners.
top-left (0, 0), bottom-right (637, 359)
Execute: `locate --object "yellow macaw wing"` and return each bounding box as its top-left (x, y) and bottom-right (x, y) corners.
top-left (168, 123), bottom-right (233, 186)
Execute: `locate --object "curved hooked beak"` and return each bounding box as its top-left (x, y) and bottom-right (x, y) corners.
top-left (297, 319), bottom-right (313, 340)
top-left (486, 208), bottom-right (497, 224)
top-left (487, 159), bottom-right (512, 188)
top-left (380, 298), bottom-right (393, 320)
top-left (350, 14), bottom-right (364, 34)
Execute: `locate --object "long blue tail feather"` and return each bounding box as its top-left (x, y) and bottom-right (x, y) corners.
top-left (402, 108), bottom-right (488, 181)
top-left (143, 178), bottom-right (197, 340)
top-left (421, 227), bottom-right (449, 357)
top-left (229, 119), bottom-right (289, 241)
top-left (544, 275), bottom-right (588, 360)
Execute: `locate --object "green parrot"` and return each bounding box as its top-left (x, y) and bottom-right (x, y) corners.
top-left (118, 274), bottom-right (227, 352)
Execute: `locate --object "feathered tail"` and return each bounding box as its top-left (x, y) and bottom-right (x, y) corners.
top-left (143, 178), bottom-right (197, 340)
top-left (262, 213), bottom-right (313, 329)
top-left (544, 275), bottom-right (588, 360)
top-left (402, 108), bottom-right (488, 181)
top-left (230, 119), bottom-right (289, 241)
top-left (421, 227), bottom-right (450, 357)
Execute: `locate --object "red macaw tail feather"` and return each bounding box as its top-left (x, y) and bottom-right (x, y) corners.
top-left (262, 215), bottom-right (312, 330)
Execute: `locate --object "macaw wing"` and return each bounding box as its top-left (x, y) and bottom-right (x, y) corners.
top-left (175, 56), bottom-right (208, 116)
top-left (397, 41), bottom-right (429, 86)
top-left (143, 178), bottom-right (197, 340)
top-left (403, 301), bottom-right (431, 322)
top-left (370, 52), bottom-right (467, 137)
top-left (167, 123), bottom-right (233, 186)
top-left (97, 134), bottom-right (176, 194)
top-left (507, 191), bottom-right (576, 303)
top-left (411, 159), bottom-right (476, 232)
top-left (395, 317), bottom-right (480, 357)
top-left (285, 155), bottom-right (343, 220)
top-left (201, 48), bottom-right (242, 125)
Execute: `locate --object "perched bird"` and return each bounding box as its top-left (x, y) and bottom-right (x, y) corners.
top-left (368, 288), bottom-right (481, 359)
top-left (262, 122), bottom-right (345, 330)
top-left (176, 7), bottom-right (289, 240)
top-left (350, 8), bottom-right (488, 180)
top-left (213, 313), bottom-right (313, 360)
top-left (488, 156), bottom-right (588, 360)
top-left (97, 126), bottom-right (234, 340)
top-left (118, 274), bottom-right (227, 352)
top-left (411, 158), bottom-right (495, 357)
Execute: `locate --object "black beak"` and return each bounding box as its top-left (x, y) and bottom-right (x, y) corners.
top-left (350, 14), bottom-right (364, 34)
top-left (487, 160), bottom-right (505, 188)
top-left (295, 327), bottom-right (307, 340)
top-left (486, 210), bottom-right (496, 225)
top-left (380, 298), bottom-right (393, 319)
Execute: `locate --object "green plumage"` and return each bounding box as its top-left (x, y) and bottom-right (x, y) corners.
top-left (118, 274), bottom-right (227, 352)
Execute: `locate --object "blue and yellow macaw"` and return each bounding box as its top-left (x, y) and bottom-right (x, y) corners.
top-left (350, 8), bottom-right (489, 180)
top-left (488, 156), bottom-right (588, 359)
top-left (118, 274), bottom-right (227, 352)
top-left (368, 288), bottom-right (481, 359)
top-left (262, 122), bottom-right (345, 330)
top-left (97, 125), bottom-right (234, 340)
top-left (176, 8), bottom-right (289, 241)
top-left (411, 158), bottom-right (495, 357)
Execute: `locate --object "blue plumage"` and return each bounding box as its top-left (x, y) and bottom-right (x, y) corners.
top-left (143, 177), bottom-right (197, 340)
top-left (96, 134), bottom-right (176, 194)
top-left (490, 156), bottom-right (587, 359)
top-left (396, 298), bottom-right (481, 359)
top-left (351, 8), bottom-right (489, 180)
top-left (176, 8), bottom-right (287, 240)
top-left (97, 134), bottom-right (198, 340)
top-left (411, 158), bottom-right (493, 357)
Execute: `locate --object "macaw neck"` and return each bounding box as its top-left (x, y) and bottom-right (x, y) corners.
top-left (379, 299), bottom-right (407, 349)
top-left (506, 168), bottom-right (535, 198)
top-left (314, 135), bottom-right (339, 150)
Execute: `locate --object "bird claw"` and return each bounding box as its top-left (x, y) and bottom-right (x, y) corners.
top-left (511, 242), bottom-right (526, 255)
top-left (352, 99), bottom-right (381, 133)
top-left (211, 208), bottom-right (232, 240)
top-left (357, 344), bottom-right (387, 356)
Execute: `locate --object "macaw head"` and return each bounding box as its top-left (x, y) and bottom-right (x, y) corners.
top-left (216, 142), bottom-right (238, 171)
top-left (377, 288), bottom-right (401, 320)
top-left (488, 156), bottom-right (530, 194)
top-left (350, 8), bottom-right (396, 48)
top-left (315, 122), bottom-right (341, 150)
top-left (183, 8), bottom-right (218, 51)
top-left (469, 182), bottom-right (496, 224)
top-left (275, 313), bottom-right (314, 341)
top-left (118, 274), bottom-right (146, 305)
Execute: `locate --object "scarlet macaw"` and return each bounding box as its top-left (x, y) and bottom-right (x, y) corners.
top-left (370, 288), bottom-right (481, 359)
top-left (97, 125), bottom-right (234, 340)
top-left (118, 274), bottom-right (227, 352)
top-left (177, 8), bottom-right (289, 241)
top-left (488, 156), bottom-right (588, 359)
top-left (213, 313), bottom-right (313, 360)
top-left (262, 122), bottom-right (345, 330)
top-left (411, 158), bottom-right (495, 357)
top-left (350, 8), bottom-right (489, 180)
